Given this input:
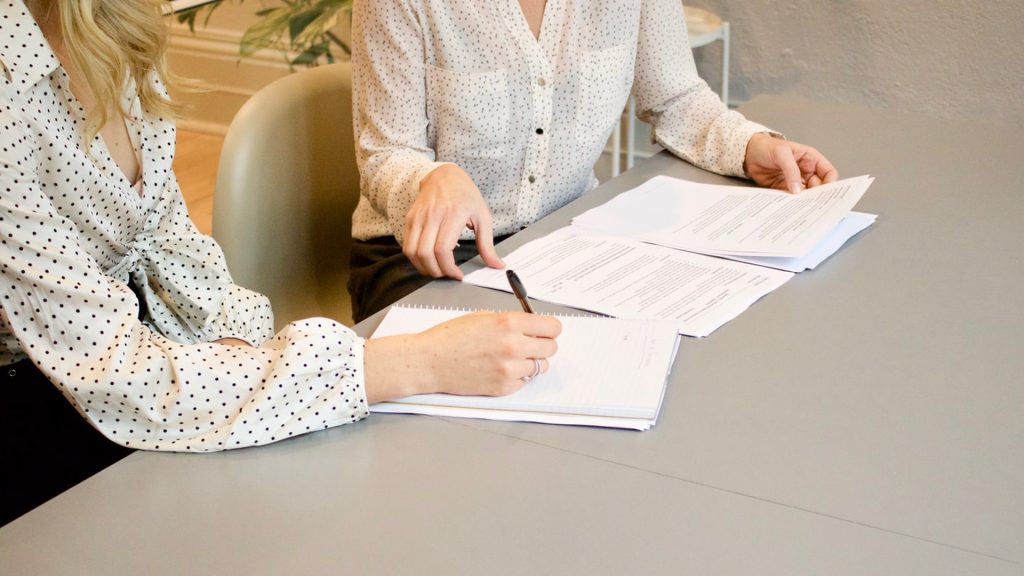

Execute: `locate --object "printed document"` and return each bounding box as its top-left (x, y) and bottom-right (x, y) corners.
top-left (724, 211), bottom-right (877, 272)
top-left (463, 227), bottom-right (793, 337)
top-left (572, 175), bottom-right (874, 258)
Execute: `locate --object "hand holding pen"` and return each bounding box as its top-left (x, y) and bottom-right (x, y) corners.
top-left (506, 269), bottom-right (534, 314)
top-left (507, 269), bottom-right (552, 382)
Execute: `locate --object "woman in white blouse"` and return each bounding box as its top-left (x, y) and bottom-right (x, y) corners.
top-left (349, 0), bottom-right (840, 322)
top-left (0, 0), bottom-right (560, 525)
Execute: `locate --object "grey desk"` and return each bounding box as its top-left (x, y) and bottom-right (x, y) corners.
top-left (2, 97), bottom-right (1021, 575)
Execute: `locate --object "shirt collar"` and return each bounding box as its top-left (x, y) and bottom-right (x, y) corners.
top-left (0, 0), bottom-right (62, 97)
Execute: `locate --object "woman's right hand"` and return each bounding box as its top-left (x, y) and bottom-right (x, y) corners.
top-left (402, 164), bottom-right (505, 280)
top-left (364, 311), bottom-right (562, 404)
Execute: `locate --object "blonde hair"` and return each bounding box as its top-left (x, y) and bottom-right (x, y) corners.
top-left (56, 0), bottom-right (183, 140)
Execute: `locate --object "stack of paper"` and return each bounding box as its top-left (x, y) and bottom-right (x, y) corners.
top-left (572, 175), bottom-right (876, 272)
top-left (464, 227), bottom-right (793, 337)
top-left (370, 306), bottom-right (681, 431)
top-left (464, 175), bottom-right (875, 336)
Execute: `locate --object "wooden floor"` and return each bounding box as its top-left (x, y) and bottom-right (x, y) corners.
top-left (174, 129), bottom-right (224, 235)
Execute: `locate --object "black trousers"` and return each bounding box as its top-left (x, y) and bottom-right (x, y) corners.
top-left (347, 234), bottom-right (512, 324)
top-left (0, 360), bottom-right (132, 526)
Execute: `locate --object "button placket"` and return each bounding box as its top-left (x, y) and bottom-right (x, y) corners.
top-left (518, 59), bottom-right (553, 227)
top-left (502, 0), bottom-right (559, 227)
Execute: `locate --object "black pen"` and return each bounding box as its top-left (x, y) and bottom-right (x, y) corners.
top-left (506, 269), bottom-right (535, 314)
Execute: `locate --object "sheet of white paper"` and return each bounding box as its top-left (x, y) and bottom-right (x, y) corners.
top-left (716, 211), bottom-right (877, 272)
top-left (370, 306), bottom-right (680, 420)
top-left (464, 227), bottom-right (793, 337)
top-left (572, 174), bottom-right (873, 258)
top-left (370, 402), bottom-right (655, 431)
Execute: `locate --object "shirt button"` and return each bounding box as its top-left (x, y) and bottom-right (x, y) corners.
top-left (535, 128), bottom-right (544, 135)
top-left (537, 77), bottom-right (547, 87)
top-left (528, 175), bottom-right (536, 183)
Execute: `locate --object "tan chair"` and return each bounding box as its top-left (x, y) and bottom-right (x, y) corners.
top-left (213, 63), bottom-right (358, 329)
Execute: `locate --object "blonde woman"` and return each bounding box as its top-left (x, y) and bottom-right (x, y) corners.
top-left (0, 0), bottom-right (560, 525)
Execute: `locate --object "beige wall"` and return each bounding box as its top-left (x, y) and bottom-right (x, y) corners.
top-left (689, 0), bottom-right (1024, 128)
top-left (170, 2), bottom-right (1024, 134)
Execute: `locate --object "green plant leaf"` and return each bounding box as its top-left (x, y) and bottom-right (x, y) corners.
top-left (184, 0), bottom-right (354, 67)
top-left (240, 6), bottom-right (293, 56)
top-left (325, 30), bottom-right (350, 55)
top-left (288, 7), bottom-right (324, 43)
top-left (175, 8), bottom-right (201, 32)
top-left (175, 0), bottom-right (228, 31)
top-left (292, 7), bottom-right (341, 51)
top-left (290, 40), bottom-right (330, 66)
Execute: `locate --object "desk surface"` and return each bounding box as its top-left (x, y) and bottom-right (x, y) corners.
top-left (2, 96), bottom-right (1021, 575)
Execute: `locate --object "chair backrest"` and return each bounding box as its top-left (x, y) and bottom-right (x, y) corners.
top-left (213, 62), bottom-right (358, 329)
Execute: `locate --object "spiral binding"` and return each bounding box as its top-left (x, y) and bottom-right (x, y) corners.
top-left (391, 304), bottom-right (612, 320)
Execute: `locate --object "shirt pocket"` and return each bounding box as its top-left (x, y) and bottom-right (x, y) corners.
top-left (426, 64), bottom-right (511, 160)
top-left (575, 43), bottom-right (632, 149)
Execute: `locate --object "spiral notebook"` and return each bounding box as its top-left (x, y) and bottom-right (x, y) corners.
top-left (369, 306), bottom-right (681, 431)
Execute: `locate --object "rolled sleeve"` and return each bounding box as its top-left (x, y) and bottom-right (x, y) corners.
top-left (634, 0), bottom-right (776, 177)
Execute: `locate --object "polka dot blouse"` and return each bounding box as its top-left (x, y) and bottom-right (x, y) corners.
top-left (351, 0), bottom-right (774, 243)
top-left (0, 2), bottom-right (368, 452)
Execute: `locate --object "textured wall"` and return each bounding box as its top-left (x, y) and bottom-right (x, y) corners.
top-left (688, 0), bottom-right (1024, 128)
top-left (172, 2), bottom-right (1024, 132)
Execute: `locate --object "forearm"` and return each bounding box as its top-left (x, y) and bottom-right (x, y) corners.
top-left (363, 334), bottom-right (434, 404)
top-left (363, 311), bottom-right (563, 404)
top-left (360, 150), bottom-right (450, 241)
top-left (49, 320), bottom-right (368, 452)
top-left (634, 0), bottom-right (772, 177)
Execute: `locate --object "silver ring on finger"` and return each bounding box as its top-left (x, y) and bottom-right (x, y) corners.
top-left (521, 358), bottom-right (542, 383)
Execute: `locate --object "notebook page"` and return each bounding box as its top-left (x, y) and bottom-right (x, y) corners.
top-left (370, 402), bottom-right (657, 431)
top-left (370, 307), bottom-right (680, 420)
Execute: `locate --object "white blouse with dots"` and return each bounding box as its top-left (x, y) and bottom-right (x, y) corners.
top-left (351, 0), bottom-right (774, 242)
top-left (0, 1), bottom-right (368, 452)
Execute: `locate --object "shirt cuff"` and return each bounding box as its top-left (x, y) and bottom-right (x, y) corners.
top-left (729, 121), bottom-right (783, 178)
top-left (388, 160), bottom-right (454, 243)
top-left (351, 336), bottom-right (370, 415)
top-left (205, 285), bottom-right (275, 346)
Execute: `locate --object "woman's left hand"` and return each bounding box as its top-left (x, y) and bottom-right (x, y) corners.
top-left (744, 133), bottom-right (839, 194)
